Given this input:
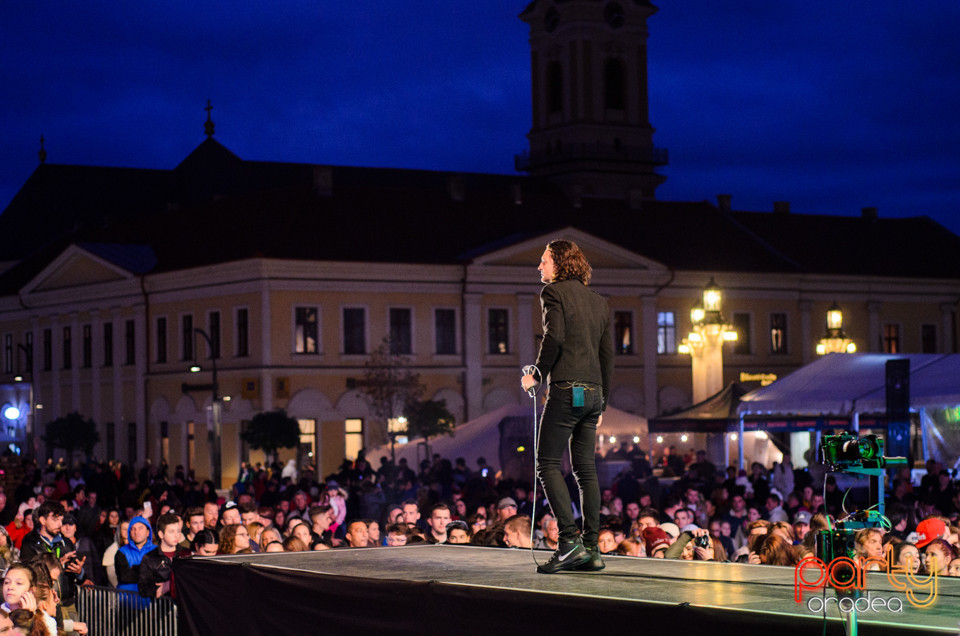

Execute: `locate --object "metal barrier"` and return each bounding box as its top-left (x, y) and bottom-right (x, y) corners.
top-left (77, 586), bottom-right (177, 636)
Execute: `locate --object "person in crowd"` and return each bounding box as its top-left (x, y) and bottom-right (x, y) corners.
top-left (138, 513), bottom-right (191, 599)
top-left (921, 539), bottom-right (956, 576)
top-left (114, 515), bottom-right (155, 595)
top-left (343, 520), bottom-right (370, 548)
top-left (102, 520), bottom-right (129, 587)
top-left (0, 527), bottom-right (18, 573)
top-left (18, 502), bottom-right (86, 622)
top-left (218, 524), bottom-right (252, 555)
top-left (748, 533), bottom-right (798, 567)
top-left (425, 504), bottom-right (451, 544)
top-left (191, 529), bottom-right (219, 556)
top-left (642, 527), bottom-right (671, 558)
top-left (180, 507), bottom-right (204, 550)
top-left (893, 542), bottom-right (921, 575)
top-left (444, 521), bottom-right (470, 545)
top-left (503, 515), bottom-right (532, 549)
top-left (385, 524), bottom-right (409, 547)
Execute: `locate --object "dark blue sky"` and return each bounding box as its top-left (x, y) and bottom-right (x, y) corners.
top-left (2, 1), bottom-right (959, 235)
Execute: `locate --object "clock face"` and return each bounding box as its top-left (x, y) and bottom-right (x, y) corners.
top-left (544, 7), bottom-right (559, 32)
top-left (604, 2), bottom-right (624, 28)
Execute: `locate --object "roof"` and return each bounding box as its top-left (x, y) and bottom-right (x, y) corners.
top-left (2, 138), bottom-right (959, 287)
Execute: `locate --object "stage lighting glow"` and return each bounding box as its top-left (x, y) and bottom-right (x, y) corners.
top-left (2, 406), bottom-right (20, 421)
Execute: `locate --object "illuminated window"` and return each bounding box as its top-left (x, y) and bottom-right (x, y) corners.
top-left (657, 311), bottom-right (676, 354)
top-left (345, 418), bottom-right (363, 461)
top-left (295, 307), bottom-right (319, 354)
top-left (770, 313), bottom-right (788, 355)
top-left (882, 324), bottom-right (900, 353)
top-left (299, 419), bottom-right (317, 470)
top-left (614, 311), bottom-right (633, 355)
top-left (488, 309), bottom-right (509, 354)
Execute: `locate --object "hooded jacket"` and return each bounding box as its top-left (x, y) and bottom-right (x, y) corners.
top-left (115, 516), bottom-right (156, 592)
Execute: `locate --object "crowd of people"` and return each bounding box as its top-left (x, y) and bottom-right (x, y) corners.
top-left (0, 443), bottom-right (956, 633)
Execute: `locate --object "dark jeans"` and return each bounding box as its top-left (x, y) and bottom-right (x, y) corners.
top-left (536, 383), bottom-right (602, 547)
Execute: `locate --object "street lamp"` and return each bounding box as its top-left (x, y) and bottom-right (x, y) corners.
top-left (678, 278), bottom-right (738, 403)
top-left (816, 302), bottom-right (857, 355)
top-left (183, 328), bottom-right (222, 489)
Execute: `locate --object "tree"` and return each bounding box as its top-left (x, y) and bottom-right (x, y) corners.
top-left (43, 412), bottom-right (100, 460)
top-left (240, 409), bottom-right (301, 465)
top-left (360, 337), bottom-right (424, 460)
top-left (402, 398), bottom-right (456, 458)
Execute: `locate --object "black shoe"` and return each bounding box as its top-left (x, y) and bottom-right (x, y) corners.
top-left (575, 546), bottom-right (605, 572)
top-left (537, 541), bottom-right (590, 574)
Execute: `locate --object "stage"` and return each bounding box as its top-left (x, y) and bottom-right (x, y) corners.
top-left (174, 544), bottom-right (960, 635)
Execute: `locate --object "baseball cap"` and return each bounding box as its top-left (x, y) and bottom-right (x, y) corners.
top-left (915, 518), bottom-right (947, 549)
top-left (62, 514), bottom-right (78, 526)
top-left (793, 510), bottom-right (812, 525)
top-left (660, 522), bottom-right (680, 539)
top-left (498, 497), bottom-right (517, 510)
top-left (642, 527), bottom-right (671, 554)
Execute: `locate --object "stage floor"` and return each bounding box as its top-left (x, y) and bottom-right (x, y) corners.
top-left (175, 545), bottom-right (960, 635)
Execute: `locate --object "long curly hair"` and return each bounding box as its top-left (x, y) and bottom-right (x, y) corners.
top-left (547, 240), bottom-right (592, 285)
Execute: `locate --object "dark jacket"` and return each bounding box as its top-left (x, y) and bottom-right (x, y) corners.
top-left (19, 529), bottom-right (85, 604)
top-left (534, 279), bottom-right (614, 408)
top-left (137, 545), bottom-right (191, 598)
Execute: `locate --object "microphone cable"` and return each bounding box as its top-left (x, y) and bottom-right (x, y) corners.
top-left (522, 364), bottom-right (545, 568)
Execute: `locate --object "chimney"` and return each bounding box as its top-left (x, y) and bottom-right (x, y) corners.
top-left (861, 207), bottom-right (878, 221)
top-left (313, 166), bottom-right (333, 196)
top-left (446, 174), bottom-right (465, 202)
top-left (717, 194), bottom-right (732, 212)
top-left (773, 201), bottom-right (790, 215)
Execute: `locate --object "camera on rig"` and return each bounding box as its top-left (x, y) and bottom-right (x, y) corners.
top-left (819, 433), bottom-right (887, 471)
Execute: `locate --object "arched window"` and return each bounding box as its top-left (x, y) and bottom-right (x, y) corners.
top-left (547, 61), bottom-right (563, 114)
top-left (604, 58), bottom-right (625, 110)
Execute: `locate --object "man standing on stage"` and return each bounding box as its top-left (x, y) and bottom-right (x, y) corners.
top-left (522, 239), bottom-right (613, 574)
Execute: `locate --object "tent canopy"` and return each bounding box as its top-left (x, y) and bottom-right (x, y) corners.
top-left (648, 383), bottom-right (748, 433)
top-left (737, 353), bottom-right (960, 417)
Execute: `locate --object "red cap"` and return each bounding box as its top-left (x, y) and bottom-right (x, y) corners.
top-left (915, 518), bottom-right (947, 549)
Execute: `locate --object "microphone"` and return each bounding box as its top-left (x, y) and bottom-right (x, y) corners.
top-left (522, 364), bottom-right (540, 397)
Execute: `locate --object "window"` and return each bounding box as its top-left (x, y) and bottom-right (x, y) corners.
top-left (770, 313), bottom-right (788, 355)
top-left (604, 58), bottom-right (625, 110)
top-left (614, 311), bottom-right (633, 355)
top-left (922, 324), bottom-right (937, 354)
top-left (82, 324), bottom-right (92, 367)
top-left (208, 311), bottom-right (221, 359)
top-left (181, 315), bottom-right (194, 361)
top-left (156, 317), bottom-right (167, 363)
top-left (63, 326), bottom-right (72, 369)
top-left (236, 308), bottom-right (249, 357)
top-left (488, 309), bottom-right (509, 354)
top-left (345, 418), bottom-right (363, 462)
top-left (731, 313), bottom-right (751, 355)
top-left (298, 419), bottom-right (317, 473)
top-left (106, 422), bottom-right (115, 461)
top-left (435, 308), bottom-right (457, 355)
top-left (103, 323), bottom-right (113, 367)
top-left (295, 307), bottom-right (319, 354)
top-left (125, 320), bottom-right (135, 365)
top-left (547, 61), bottom-right (563, 114)
top-left (43, 329), bottom-right (53, 371)
top-left (389, 308), bottom-right (412, 355)
top-left (883, 324), bottom-right (901, 353)
top-left (3, 334), bottom-right (11, 374)
top-left (23, 332), bottom-right (33, 373)
top-left (657, 311), bottom-right (676, 355)
top-left (343, 308), bottom-right (366, 355)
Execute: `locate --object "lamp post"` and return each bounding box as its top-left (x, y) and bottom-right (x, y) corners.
top-left (188, 328), bottom-right (221, 490)
top-left (678, 278), bottom-right (738, 403)
top-left (816, 302), bottom-right (857, 355)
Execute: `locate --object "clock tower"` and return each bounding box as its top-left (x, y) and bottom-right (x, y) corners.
top-left (516, 0), bottom-right (667, 203)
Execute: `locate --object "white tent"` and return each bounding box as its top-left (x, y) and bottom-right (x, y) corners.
top-left (366, 403), bottom-right (647, 480)
top-left (737, 353), bottom-right (960, 416)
